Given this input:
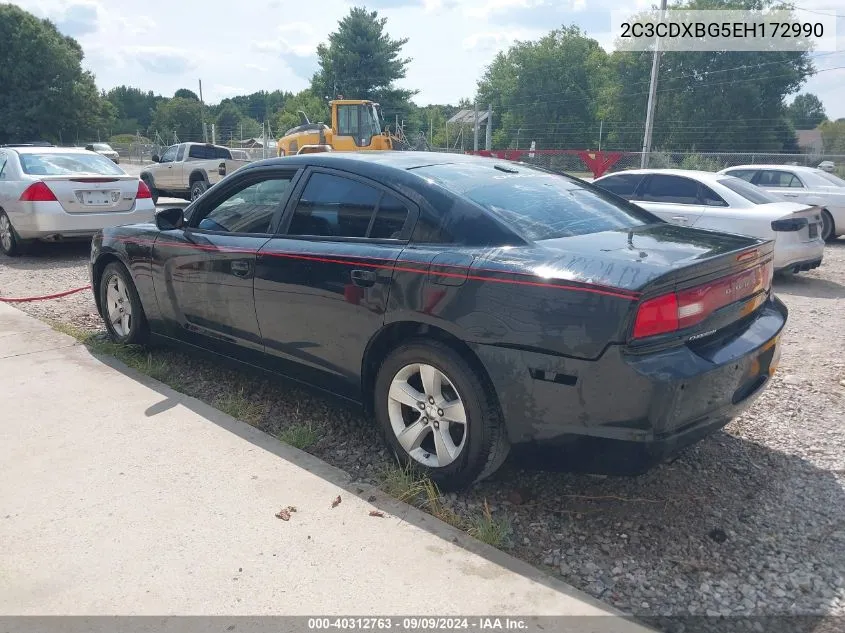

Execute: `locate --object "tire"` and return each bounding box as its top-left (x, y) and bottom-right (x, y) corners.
top-left (374, 339), bottom-right (510, 490)
top-left (821, 210), bottom-right (836, 243)
top-left (0, 210), bottom-right (28, 257)
top-left (190, 179), bottom-right (208, 201)
top-left (98, 262), bottom-right (149, 345)
top-left (141, 175), bottom-right (159, 205)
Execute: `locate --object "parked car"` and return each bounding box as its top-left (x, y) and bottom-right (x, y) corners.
top-left (717, 164), bottom-right (845, 242)
top-left (592, 169), bottom-right (824, 274)
top-left (0, 145), bottom-right (154, 256)
top-left (140, 142), bottom-right (246, 204)
top-left (89, 152), bottom-right (786, 488)
top-left (85, 143), bottom-right (120, 164)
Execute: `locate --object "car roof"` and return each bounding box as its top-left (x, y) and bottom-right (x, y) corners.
top-left (720, 164), bottom-right (822, 173)
top-left (596, 168), bottom-right (730, 185)
top-left (7, 146), bottom-right (96, 155)
top-left (242, 150), bottom-right (505, 173)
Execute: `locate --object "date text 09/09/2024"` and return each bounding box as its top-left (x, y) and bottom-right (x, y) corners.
top-left (307, 618), bottom-right (528, 630)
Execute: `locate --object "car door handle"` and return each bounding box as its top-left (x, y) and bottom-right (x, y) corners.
top-left (782, 193), bottom-right (799, 197)
top-left (350, 269), bottom-right (377, 287)
top-left (230, 259), bottom-right (252, 277)
top-left (670, 216), bottom-right (690, 224)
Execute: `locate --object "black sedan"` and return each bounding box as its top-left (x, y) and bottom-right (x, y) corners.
top-left (89, 152), bottom-right (786, 489)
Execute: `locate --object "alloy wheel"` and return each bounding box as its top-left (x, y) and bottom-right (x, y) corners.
top-left (105, 273), bottom-right (133, 337)
top-left (387, 363), bottom-right (468, 468)
top-left (0, 214), bottom-right (12, 253)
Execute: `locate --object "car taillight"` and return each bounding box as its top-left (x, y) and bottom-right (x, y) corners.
top-left (136, 180), bottom-right (152, 199)
top-left (19, 181), bottom-right (57, 202)
top-left (632, 260), bottom-right (773, 341)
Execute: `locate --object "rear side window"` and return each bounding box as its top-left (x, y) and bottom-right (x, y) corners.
top-left (413, 162), bottom-right (654, 241)
top-left (638, 175), bottom-right (700, 204)
top-left (370, 194), bottom-right (409, 239)
top-left (700, 184), bottom-right (728, 207)
top-left (724, 169), bottom-right (757, 182)
top-left (594, 173), bottom-right (644, 198)
top-left (188, 145), bottom-right (209, 159)
top-left (19, 152), bottom-right (124, 176)
top-left (717, 177), bottom-right (780, 205)
top-left (758, 170), bottom-right (804, 188)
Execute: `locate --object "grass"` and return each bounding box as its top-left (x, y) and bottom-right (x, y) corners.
top-left (278, 422), bottom-right (321, 450)
top-left (213, 389), bottom-right (267, 426)
top-left (467, 499), bottom-right (512, 548)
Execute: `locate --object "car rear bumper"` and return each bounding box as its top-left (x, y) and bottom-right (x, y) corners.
top-left (10, 201), bottom-right (155, 239)
top-left (772, 232), bottom-right (825, 272)
top-left (472, 295), bottom-right (787, 467)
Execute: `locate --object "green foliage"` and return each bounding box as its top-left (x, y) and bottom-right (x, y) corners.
top-left (215, 103), bottom-right (244, 134)
top-left (106, 86), bottom-right (162, 131)
top-left (223, 91), bottom-right (291, 122)
top-left (271, 90), bottom-right (329, 136)
top-left (0, 4), bottom-right (115, 143)
top-left (819, 120), bottom-right (845, 154)
top-left (149, 97), bottom-right (204, 141)
top-left (787, 94), bottom-right (827, 130)
top-left (311, 6), bottom-right (416, 114)
top-left (109, 134), bottom-right (151, 144)
top-left (174, 88), bottom-right (199, 101)
top-left (678, 154), bottom-right (727, 172)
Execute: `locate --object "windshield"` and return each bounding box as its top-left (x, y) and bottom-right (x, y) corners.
top-left (20, 152), bottom-right (125, 176)
top-left (817, 171), bottom-right (845, 187)
top-left (717, 177), bottom-right (780, 205)
top-left (413, 162), bottom-right (657, 241)
top-left (92, 143), bottom-right (112, 151)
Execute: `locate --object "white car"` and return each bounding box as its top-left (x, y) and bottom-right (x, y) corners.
top-left (592, 169), bottom-right (825, 274)
top-left (0, 145), bottom-right (155, 256)
top-left (717, 164), bottom-right (845, 242)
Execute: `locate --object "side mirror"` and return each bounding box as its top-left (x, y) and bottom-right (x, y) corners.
top-left (218, 162), bottom-right (226, 176)
top-left (151, 154), bottom-right (160, 163)
top-left (155, 207), bottom-right (185, 231)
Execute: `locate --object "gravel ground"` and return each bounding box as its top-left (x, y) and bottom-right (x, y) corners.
top-left (2, 238), bottom-right (844, 630)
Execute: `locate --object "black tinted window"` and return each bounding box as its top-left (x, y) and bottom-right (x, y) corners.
top-left (413, 163), bottom-right (654, 241)
top-left (370, 194), bottom-right (409, 239)
top-left (176, 144), bottom-right (186, 161)
top-left (639, 175), bottom-right (700, 204)
top-left (594, 173), bottom-right (643, 198)
top-left (700, 184), bottom-right (727, 207)
top-left (197, 177), bottom-right (291, 233)
top-left (288, 173), bottom-right (380, 238)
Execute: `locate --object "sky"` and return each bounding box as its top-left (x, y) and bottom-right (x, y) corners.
top-left (9, 0), bottom-right (845, 119)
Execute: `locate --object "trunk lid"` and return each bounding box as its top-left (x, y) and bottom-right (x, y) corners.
top-left (40, 175), bottom-right (141, 214)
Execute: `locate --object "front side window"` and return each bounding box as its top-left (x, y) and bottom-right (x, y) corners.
top-left (159, 146), bottom-right (177, 163)
top-left (195, 176), bottom-right (293, 234)
top-left (337, 105), bottom-right (360, 137)
top-left (19, 152), bottom-right (124, 176)
top-left (288, 172), bottom-right (381, 238)
top-left (638, 175), bottom-right (701, 205)
top-left (176, 144), bottom-right (186, 161)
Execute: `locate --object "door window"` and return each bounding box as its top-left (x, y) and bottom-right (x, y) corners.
top-left (593, 173), bottom-right (644, 198)
top-left (700, 184), bottom-right (728, 207)
top-left (639, 175), bottom-right (701, 204)
top-left (194, 176), bottom-right (293, 234)
top-left (159, 146), bottom-right (177, 163)
top-left (337, 105), bottom-right (360, 137)
top-left (723, 169), bottom-right (757, 182)
top-left (288, 172), bottom-right (408, 239)
top-left (176, 144), bottom-right (186, 161)
top-left (758, 170), bottom-right (804, 188)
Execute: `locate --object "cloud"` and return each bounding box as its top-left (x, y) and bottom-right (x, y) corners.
top-left (281, 53), bottom-right (320, 81)
top-left (124, 46), bottom-right (196, 74)
top-left (54, 2), bottom-right (98, 36)
top-left (253, 21), bottom-right (321, 57)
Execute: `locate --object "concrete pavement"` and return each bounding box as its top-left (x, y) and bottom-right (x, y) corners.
top-left (0, 303), bottom-right (653, 632)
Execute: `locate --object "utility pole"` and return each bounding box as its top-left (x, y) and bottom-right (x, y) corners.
top-left (640, 0), bottom-right (667, 168)
top-left (473, 102), bottom-right (479, 151)
top-left (599, 120), bottom-right (604, 152)
top-left (199, 79), bottom-right (207, 143)
top-left (485, 104), bottom-right (493, 151)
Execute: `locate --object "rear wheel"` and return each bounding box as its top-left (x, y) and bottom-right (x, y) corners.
top-left (821, 210), bottom-right (835, 242)
top-left (99, 262), bottom-right (149, 345)
top-left (0, 210), bottom-right (27, 257)
top-left (190, 179), bottom-right (208, 201)
top-left (374, 340), bottom-right (510, 490)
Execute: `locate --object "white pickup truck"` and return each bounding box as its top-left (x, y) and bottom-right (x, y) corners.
top-left (140, 142), bottom-right (249, 203)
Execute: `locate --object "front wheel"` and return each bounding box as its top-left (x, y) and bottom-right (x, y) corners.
top-left (99, 262), bottom-right (149, 345)
top-left (190, 180), bottom-right (208, 201)
top-left (374, 340), bottom-right (510, 490)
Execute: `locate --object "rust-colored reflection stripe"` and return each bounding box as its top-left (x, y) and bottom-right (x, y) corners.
top-left (118, 237), bottom-right (639, 300)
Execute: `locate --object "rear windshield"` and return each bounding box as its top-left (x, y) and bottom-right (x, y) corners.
top-left (19, 152), bottom-right (125, 176)
top-left (817, 171), bottom-right (845, 187)
top-left (717, 177), bottom-right (780, 205)
top-left (413, 162), bottom-right (656, 240)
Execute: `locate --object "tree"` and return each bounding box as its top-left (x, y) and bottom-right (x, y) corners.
top-left (106, 86), bottom-right (163, 133)
top-left (215, 103), bottom-right (244, 136)
top-left (819, 120), bottom-right (845, 153)
top-left (0, 4), bottom-right (115, 143)
top-left (149, 97), bottom-right (204, 141)
top-left (311, 7), bottom-right (416, 113)
top-left (174, 88), bottom-right (199, 101)
top-left (271, 90), bottom-right (329, 137)
top-left (787, 94), bottom-right (827, 129)
top-left (475, 26), bottom-right (608, 150)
